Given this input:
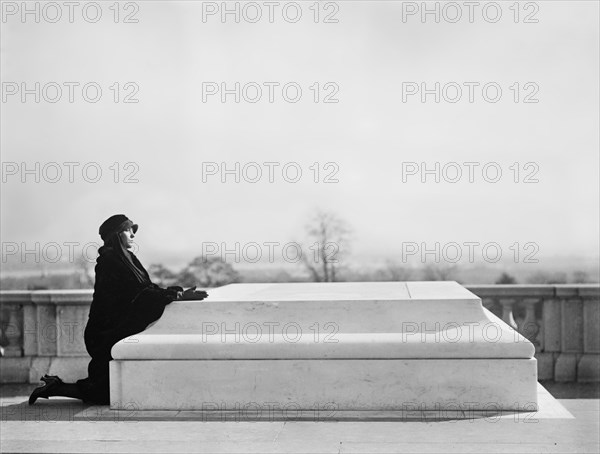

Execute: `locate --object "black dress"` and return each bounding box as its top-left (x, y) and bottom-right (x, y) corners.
top-left (76, 247), bottom-right (179, 404)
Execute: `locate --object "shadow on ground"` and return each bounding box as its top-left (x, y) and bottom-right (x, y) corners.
top-left (539, 381), bottom-right (600, 399)
top-left (1, 382), bottom-right (597, 423)
top-left (4, 382), bottom-right (599, 400)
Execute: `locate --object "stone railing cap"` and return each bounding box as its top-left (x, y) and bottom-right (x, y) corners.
top-left (30, 290), bottom-right (93, 304)
top-left (0, 284), bottom-right (598, 305)
top-left (0, 290), bottom-right (34, 304)
top-left (554, 284), bottom-right (600, 298)
top-left (466, 285), bottom-right (555, 298)
top-left (0, 290), bottom-right (94, 304)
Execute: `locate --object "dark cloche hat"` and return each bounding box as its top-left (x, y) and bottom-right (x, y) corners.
top-left (99, 214), bottom-right (138, 241)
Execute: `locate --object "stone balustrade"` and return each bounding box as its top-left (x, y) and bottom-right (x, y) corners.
top-left (0, 290), bottom-right (92, 383)
top-left (468, 284), bottom-right (599, 382)
top-left (0, 284), bottom-right (598, 384)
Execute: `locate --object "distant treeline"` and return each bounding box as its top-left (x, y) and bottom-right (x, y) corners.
top-left (1, 256), bottom-right (597, 290)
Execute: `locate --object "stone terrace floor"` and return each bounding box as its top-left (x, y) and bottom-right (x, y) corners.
top-left (1, 382), bottom-right (598, 453)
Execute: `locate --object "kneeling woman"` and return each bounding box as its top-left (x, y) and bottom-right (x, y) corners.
top-left (29, 214), bottom-right (207, 405)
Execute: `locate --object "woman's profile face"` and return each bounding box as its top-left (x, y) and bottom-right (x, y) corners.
top-left (118, 228), bottom-right (135, 249)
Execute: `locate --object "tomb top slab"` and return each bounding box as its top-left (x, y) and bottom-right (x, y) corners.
top-left (201, 281), bottom-right (476, 302)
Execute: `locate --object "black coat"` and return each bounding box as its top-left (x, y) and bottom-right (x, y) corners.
top-left (76, 248), bottom-right (179, 404)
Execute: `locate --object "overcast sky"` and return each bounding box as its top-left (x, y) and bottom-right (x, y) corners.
top-left (1, 1), bottom-right (598, 269)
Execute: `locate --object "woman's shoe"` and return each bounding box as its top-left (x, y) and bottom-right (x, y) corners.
top-left (28, 374), bottom-right (63, 405)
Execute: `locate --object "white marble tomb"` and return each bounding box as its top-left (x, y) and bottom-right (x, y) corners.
top-left (109, 282), bottom-right (538, 411)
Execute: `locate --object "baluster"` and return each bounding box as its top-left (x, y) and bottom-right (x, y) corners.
top-left (1, 305), bottom-right (23, 356)
top-left (520, 297), bottom-right (541, 351)
top-left (0, 307), bottom-right (8, 355)
top-left (498, 298), bottom-right (518, 330)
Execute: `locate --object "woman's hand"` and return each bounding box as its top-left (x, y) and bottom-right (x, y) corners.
top-left (177, 286), bottom-right (208, 301)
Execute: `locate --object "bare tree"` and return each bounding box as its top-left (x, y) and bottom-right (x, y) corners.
top-left (300, 210), bottom-right (351, 282)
